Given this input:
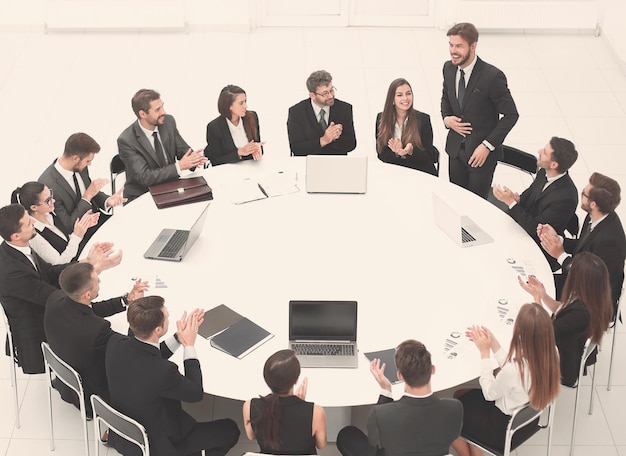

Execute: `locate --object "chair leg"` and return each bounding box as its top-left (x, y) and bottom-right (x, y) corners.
top-left (570, 386), bottom-right (581, 456)
top-left (608, 323), bottom-right (618, 391)
top-left (589, 363), bottom-right (596, 415)
top-left (46, 374), bottom-right (55, 451)
top-left (546, 405), bottom-right (554, 456)
top-left (9, 357), bottom-right (20, 429)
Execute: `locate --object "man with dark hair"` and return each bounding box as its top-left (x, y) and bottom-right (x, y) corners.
top-left (494, 137), bottom-right (579, 251)
top-left (118, 88), bottom-right (207, 202)
top-left (336, 340), bottom-right (463, 456)
top-left (441, 22), bottom-right (519, 199)
top-left (44, 263), bottom-right (148, 416)
top-left (0, 204), bottom-right (121, 373)
top-left (540, 172), bottom-right (626, 310)
top-left (287, 70), bottom-right (357, 156)
top-left (105, 296), bottom-right (240, 456)
top-left (39, 132), bottom-right (125, 237)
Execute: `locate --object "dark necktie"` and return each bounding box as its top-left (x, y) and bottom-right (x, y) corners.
top-left (578, 220), bottom-right (593, 244)
top-left (319, 109), bottom-right (328, 131)
top-left (153, 131), bottom-right (168, 166)
top-left (458, 69), bottom-right (466, 109)
top-left (72, 172), bottom-right (81, 203)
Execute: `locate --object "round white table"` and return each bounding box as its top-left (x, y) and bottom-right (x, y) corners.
top-left (95, 156), bottom-right (553, 408)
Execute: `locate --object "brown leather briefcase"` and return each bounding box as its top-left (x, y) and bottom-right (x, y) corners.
top-left (148, 176), bottom-right (213, 209)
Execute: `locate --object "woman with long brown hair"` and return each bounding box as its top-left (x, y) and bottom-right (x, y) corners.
top-left (204, 84), bottom-right (264, 166)
top-left (520, 251), bottom-right (613, 386)
top-left (375, 78), bottom-right (439, 176)
top-left (243, 349), bottom-right (326, 454)
top-left (451, 303), bottom-right (561, 456)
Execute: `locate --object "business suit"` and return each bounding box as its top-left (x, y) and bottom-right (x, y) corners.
top-left (287, 98), bottom-right (356, 156)
top-left (117, 114), bottom-right (190, 202)
top-left (39, 160), bottom-right (110, 237)
top-left (337, 395), bottom-right (463, 456)
top-left (375, 111), bottom-right (438, 176)
top-left (43, 290), bottom-right (126, 414)
top-left (0, 242), bottom-right (67, 374)
top-left (552, 299), bottom-right (590, 387)
top-left (441, 57), bottom-right (519, 198)
top-left (204, 112), bottom-right (262, 166)
top-left (105, 334), bottom-right (240, 456)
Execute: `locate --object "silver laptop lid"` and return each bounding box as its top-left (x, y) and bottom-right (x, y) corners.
top-left (181, 202), bottom-right (211, 257)
top-left (305, 155), bottom-right (367, 194)
top-left (432, 193), bottom-right (493, 247)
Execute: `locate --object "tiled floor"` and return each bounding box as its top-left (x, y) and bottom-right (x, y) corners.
top-left (0, 25), bottom-right (625, 455)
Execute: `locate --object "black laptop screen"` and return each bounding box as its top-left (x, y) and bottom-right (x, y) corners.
top-left (289, 300), bottom-right (357, 341)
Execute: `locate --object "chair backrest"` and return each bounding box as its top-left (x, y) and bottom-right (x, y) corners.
top-left (110, 154), bottom-right (126, 194)
top-left (576, 338), bottom-right (598, 387)
top-left (564, 212), bottom-right (579, 239)
top-left (500, 145), bottom-right (538, 175)
top-left (508, 403), bottom-right (543, 431)
top-left (41, 342), bottom-right (84, 399)
top-left (90, 394), bottom-right (149, 456)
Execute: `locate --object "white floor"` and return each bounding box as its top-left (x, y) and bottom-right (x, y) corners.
top-left (0, 26), bottom-right (625, 456)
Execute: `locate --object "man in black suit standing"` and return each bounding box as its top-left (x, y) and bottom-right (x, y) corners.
top-left (539, 172), bottom-right (626, 311)
top-left (117, 89), bottom-right (208, 202)
top-left (105, 296), bottom-right (240, 456)
top-left (336, 340), bottom-right (463, 456)
top-left (287, 70), bottom-right (357, 156)
top-left (441, 22), bottom-right (519, 199)
top-left (493, 136), bottom-right (578, 249)
top-left (0, 204), bottom-right (121, 373)
top-left (44, 262), bottom-right (148, 416)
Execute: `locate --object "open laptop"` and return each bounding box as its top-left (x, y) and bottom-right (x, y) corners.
top-left (305, 155), bottom-right (367, 194)
top-left (288, 300), bottom-right (358, 368)
top-left (144, 203), bottom-right (210, 261)
top-left (432, 193), bottom-right (493, 248)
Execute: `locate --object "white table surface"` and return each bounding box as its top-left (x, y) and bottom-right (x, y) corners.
top-left (94, 156), bottom-right (554, 407)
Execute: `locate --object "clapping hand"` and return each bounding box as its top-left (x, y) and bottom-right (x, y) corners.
top-left (85, 242), bottom-right (122, 273)
top-left (295, 377), bottom-right (308, 400)
top-left (73, 210), bottom-right (100, 238)
top-left (518, 275), bottom-right (545, 304)
top-left (370, 358), bottom-right (392, 392)
top-left (466, 325), bottom-right (492, 358)
top-left (106, 187), bottom-right (127, 208)
top-left (537, 224), bottom-right (565, 259)
top-left (176, 308), bottom-right (205, 347)
top-left (127, 278), bottom-right (150, 303)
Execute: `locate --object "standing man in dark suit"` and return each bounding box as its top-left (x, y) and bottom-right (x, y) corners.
top-left (493, 136), bottom-right (578, 248)
top-left (105, 296), bottom-right (240, 456)
top-left (44, 262), bottom-right (148, 416)
top-left (0, 204), bottom-right (121, 373)
top-left (336, 340), bottom-right (463, 456)
top-left (539, 172), bottom-right (626, 311)
top-left (39, 132), bottom-right (126, 238)
top-left (117, 89), bottom-right (208, 202)
top-left (441, 22), bottom-right (519, 199)
top-left (287, 70), bottom-right (357, 156)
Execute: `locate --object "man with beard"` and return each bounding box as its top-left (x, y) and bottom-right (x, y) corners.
top-left (539, 172), bottom-right (626, 314)
top-left (441, 22), bottom-right (519, 199)
top-left (287, 70), bottom-right (357, 156)
top-left (117, 89), bottom-right (207, 202)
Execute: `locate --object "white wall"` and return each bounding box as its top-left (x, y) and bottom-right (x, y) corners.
top-left (597, 0), bottom-right (626, 72)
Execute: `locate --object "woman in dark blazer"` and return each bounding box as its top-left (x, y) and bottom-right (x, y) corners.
top-left (204, 85), bottom-right (264, 166)
top-left (375, 78), bottom-right (439, 176)
top-left (520, 251), bottom-right (613, 386)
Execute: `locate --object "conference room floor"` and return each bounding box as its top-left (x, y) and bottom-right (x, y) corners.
top-left (0, 25), bottom-right (625, 456)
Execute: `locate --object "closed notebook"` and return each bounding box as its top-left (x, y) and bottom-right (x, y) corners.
top-left (198, 304), bottom-right (243, 339)
top-left (364, 348), bottom-right (400, 384)
top-left (210, 317), bottom-right (274, 359)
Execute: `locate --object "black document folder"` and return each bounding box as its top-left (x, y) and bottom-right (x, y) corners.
top-left (364, 348), bottom-right (401, 384)
top-left (209, 317), bottom-right (274, 359)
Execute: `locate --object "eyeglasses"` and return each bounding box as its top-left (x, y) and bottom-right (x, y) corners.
top-left (581, 191), bottom-right (590, 199)
top-left (314, 87), bottom-right (337, 98)
top-left (39, 189), bottom-right (54, 205)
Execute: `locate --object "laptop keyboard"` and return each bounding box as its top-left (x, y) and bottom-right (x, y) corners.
top-left (292, 343), bottom-right (354, 356)
top-left (158, 230), bottom-right (189, 258)
top-left (461, 227), bottom-right (476, 243)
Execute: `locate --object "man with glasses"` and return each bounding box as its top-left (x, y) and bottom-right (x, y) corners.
top-left (287, 70), bottom-right (357, 156)
top-left (539, 172), bottom-right (626, 312)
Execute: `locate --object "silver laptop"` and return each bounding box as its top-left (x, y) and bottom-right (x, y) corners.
top-left (144, 203), bottom-right (210, 261)
top-left (432, 193), bottom-right (493, 248)
top-left (305, 155), bottom-right (367, 194)
top-left (289, 300), bottom-right (358, 368)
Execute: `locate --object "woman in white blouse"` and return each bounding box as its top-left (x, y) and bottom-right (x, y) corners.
top-left (11, 181), bottom-right (98, 265)
top-left (451, 303), bottom-right (561, 456)
top-left (204, 85), bottom-right (265, 166)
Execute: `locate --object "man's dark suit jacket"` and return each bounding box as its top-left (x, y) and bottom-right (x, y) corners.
top-left (39, 160), bottom-right (110, 237)
top-left (204, 112), bottom-right (262, 166)
top-left (562, 212), bottom-right (626, 309)
top-left (0, 242), bottom-right (67, 373)
top-left (105, 333), bottom-right (203, 456)
top-left (375, 111), bottom-right (438, 176)
top-left (440, 57), bottom-right (519, 167)
top-left (287, 98), bottom-right (356, 156)
top-left (509, 169), bottom-right (578, 242)
top-left (552, 299), bottom-right (590, 387)
top-left (43, 290), bottom-right (125, 412)
top-left (367, 394), bottom-right (463, 456)
top-left (117, 114), bottom-right (190, 202)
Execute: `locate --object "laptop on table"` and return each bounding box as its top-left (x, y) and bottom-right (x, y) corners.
top-left (305, 155), bottom-right (367, 194)
top-left (288, 300), bottom-right (358, 368)
top-left (144, 203), bottom-right (210, 261)
top-left (432, 193), bottom-right (493, 248)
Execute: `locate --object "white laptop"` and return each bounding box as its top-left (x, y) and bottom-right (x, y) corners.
top-left (289, 300), bottom-right (358, 368)
top-left (432, 193), bottom-right (493, 248)
top-left (144, 203), bottom-right (210, 261)
top-left (305, 155), bottom-right (367, 194)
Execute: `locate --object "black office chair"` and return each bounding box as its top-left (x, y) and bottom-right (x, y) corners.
top-left (488, 145), bottom-right (538, 212)
top-left (110, 154), bottom-right (126, 195)
top-left (564, 213), bottom-right (580, 239)
top-left (461, 401), bottom-right (555, 456)
top-left (433, 146), bottom-right (440, 177)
